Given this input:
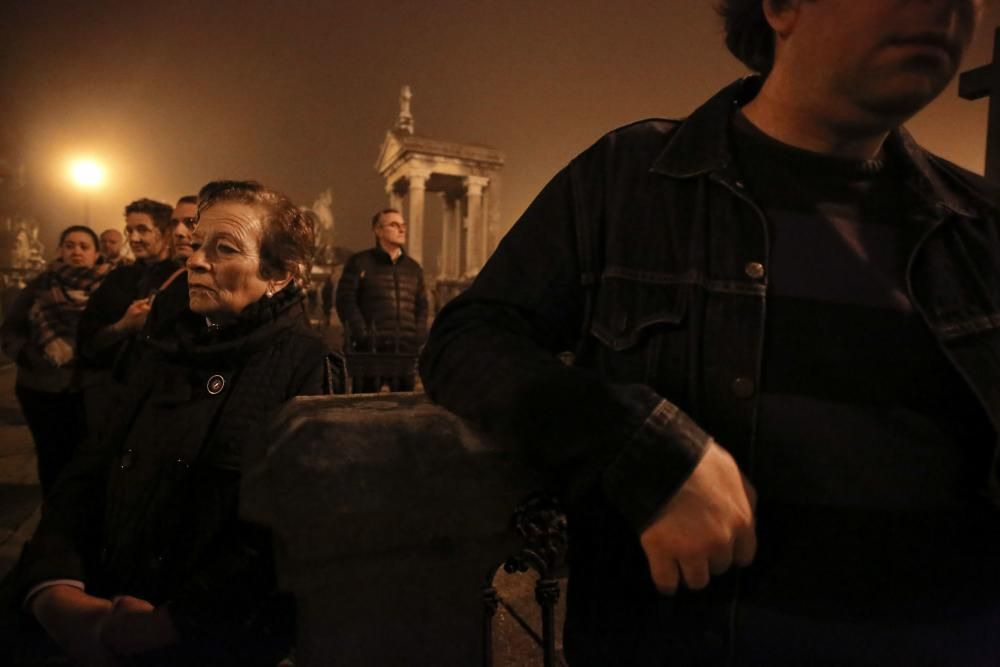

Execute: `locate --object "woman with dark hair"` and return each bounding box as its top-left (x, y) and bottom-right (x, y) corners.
top-left (0, 225), bottom-right (108, 496)
top-left (9, 181), bottom-right (342, 665)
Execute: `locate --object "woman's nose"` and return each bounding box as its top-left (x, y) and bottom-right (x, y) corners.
top-left (187, 249), bottom-right (208, 271)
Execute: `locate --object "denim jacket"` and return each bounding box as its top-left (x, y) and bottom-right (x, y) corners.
top-left (420, 77), bottom-right (1000, 536)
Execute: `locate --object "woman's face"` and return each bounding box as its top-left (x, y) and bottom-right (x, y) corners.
top-left (125, 212), bottom-right (165, 260)
top-left (60, 231), bottom-right (99, 268)
top-left (186, 201), bottom-right (274, 321)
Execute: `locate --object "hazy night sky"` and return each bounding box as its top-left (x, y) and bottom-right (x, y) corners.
top-left (3, 1), bottom-right (1000, 255)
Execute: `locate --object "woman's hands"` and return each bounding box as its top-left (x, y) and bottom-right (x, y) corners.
top-left (31, 585), bottom-right (117, 666)
top-left (101, 595), bottom-right (179, 655)
top-left (31, 585), bottom-right (179, 664)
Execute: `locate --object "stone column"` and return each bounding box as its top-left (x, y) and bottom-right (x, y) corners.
top-left (463, 176), bottom-right (489, 277)
top-left (448, 195), bottom-right (463, 278)
top-left (438, 193), bottom-right (454, 280)
top-left (407, 171), bottom-right (429, 265)
top-left (484, 172), bottom-right (502, 257)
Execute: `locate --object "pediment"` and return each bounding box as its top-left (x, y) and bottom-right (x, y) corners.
top-left (375, 131), bottom-right (405, 173)
top-left (376, 130), bottom-right (504, 177)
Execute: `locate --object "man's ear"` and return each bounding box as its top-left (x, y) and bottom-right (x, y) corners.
top-left (762, 0), bottom-right (801, 39)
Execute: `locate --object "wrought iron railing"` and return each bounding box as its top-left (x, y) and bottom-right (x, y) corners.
top-left (483, 494), bottom-right (568, 667)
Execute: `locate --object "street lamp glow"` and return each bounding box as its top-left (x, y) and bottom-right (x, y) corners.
top-left (69, 159), bottom-right (105, 189)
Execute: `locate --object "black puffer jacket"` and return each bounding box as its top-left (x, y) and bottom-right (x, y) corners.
top-left (17, 283), bottom-right (342, 665)
top-left (335, 245), bottom-right (428, 352)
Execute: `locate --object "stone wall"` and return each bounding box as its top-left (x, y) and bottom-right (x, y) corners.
top-left (242, 392), bottom-right (547, 666)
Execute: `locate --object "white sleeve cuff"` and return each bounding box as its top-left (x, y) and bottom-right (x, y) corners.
top-left (23, 579), bottom-right (86, 612)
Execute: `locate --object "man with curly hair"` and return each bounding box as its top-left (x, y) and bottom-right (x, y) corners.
top-left (422, 1), bottom-right (999, 663)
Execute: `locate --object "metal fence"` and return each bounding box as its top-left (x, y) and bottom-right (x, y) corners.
top-left (483, 495), bottom-right (568, 667)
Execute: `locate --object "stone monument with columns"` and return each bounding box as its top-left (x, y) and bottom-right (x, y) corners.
top-left (376, 86), bottom-right (505, 308)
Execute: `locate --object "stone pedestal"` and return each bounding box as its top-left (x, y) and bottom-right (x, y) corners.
top-left (241, 393), bottom-right (543, 666)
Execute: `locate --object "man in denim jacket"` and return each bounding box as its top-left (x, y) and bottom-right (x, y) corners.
top-left (422, 1), bottom-right (1000, 664)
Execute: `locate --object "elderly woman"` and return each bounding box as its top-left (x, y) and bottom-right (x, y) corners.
top-left (0, 225), bottom-right (108, 496)
top-left (11, 181), bottom-right (341, 666)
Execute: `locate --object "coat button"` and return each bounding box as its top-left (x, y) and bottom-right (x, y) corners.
top-left (744, 262), bottom-right (765, 280)
top-left (731, 377), bottom-right (755, 399)
top-left (120, 449), bottom-right (134, 470)
top-left (207, 374), bottom-right (226, 395)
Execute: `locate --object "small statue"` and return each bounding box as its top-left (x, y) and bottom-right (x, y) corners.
top-left (396, 85), bottom-right (415, 135)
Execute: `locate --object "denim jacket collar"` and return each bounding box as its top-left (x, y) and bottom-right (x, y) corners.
top-left (650, 76), bottom-right (756, 179)
top-left (651, 76), bottom-right (978, 220)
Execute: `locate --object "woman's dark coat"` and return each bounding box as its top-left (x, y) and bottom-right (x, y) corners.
top-left (16, 284), bottom-right (341, 664)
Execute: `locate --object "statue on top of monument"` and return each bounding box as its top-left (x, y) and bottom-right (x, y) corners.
top-left (396, 85), bottom-right (414, 135)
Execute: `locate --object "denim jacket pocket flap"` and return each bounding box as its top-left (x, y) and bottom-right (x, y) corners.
top-left (590, 274), bottom-right (689, 351)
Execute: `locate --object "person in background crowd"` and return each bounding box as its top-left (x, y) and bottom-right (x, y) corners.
top-left (135, 194), bottom-right (204, 337)
top-left (336, 208), bottom-right (427, 391)
top-left (421, 1), bottom-right (1000, 664)
top-left (0, 226), bottom-right (108, 496)
top-left (77, 198), bottom-right (180, 439)
top-left (8, 180), bottom-right (342, 666)
top-left (169, 195), bottom-right (198, 263)
top-left (98, 229), bottom-right (130, 270)
top-left (320, 271), bottom-right (335, 326)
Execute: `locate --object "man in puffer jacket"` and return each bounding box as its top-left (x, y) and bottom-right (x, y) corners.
top-left (336, 208), bottom-right (427, 390)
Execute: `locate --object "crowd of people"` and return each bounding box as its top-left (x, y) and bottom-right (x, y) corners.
top-left (0, 180), bottom-right (343, 665)
top-left (3, 0), bottom-right (998, 664)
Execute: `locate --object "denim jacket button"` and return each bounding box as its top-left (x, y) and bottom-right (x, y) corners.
top-left (731, 377), bottom-right (755, 399)
top-left (744, 262), bottom-right (765, 280)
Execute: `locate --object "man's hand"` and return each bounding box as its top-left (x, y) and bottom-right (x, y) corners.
top-left (100, 595), bottom-right (179, 655)
top-left (31, 585), bottom-right (117, 666)
top-left (639, 440), bottom-right (757, 594)
top-left (112, 299), bottom-right (151, 334)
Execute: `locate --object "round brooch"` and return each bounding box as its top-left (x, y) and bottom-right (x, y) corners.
top-left (206, 374), bottom-right (226, 395)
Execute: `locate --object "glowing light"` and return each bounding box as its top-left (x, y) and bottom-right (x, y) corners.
top-left (69, 159), bottom-right (105, 189)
